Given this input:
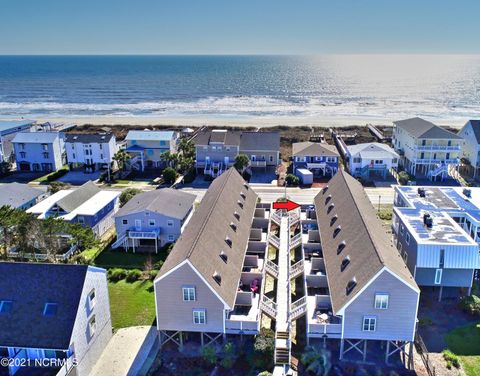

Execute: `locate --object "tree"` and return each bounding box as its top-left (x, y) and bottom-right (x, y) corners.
top-left (0, 206), bottom-right (21, 259)
top-left (119, 188), bottom-right (141, 207)
top-left (160, 151), bottom-right (178, 169)
top-left (113, 150), bottom-right (131, 171)
top-left (163, 167), bottom-right (177, 185)
top-left (301, 346), bottom-right (332, 376)
top-left (398, 171), bottom-right (410, 185)
top-left (201, 345), bottom-right (217, 365)
top-left (234, 154), bottom-right (250, 172)
top-left (253, 328), bottom-right (275, 369)
top-left (285, 173), bottom-right (300, 186)
top-left (177, 137), bottom-right (195, 160)
top-left (220, 342), bottom-right (236, 369)
top-left (48, 181), bottom-right (70, 194)
top-left (0, 161), bottom-right (12, 177)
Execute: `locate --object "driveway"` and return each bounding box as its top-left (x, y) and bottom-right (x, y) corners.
top-left (248, 167), bottom-right (277, 185)
top-left (58, 170), bottom-right (102, 185)
top-left (0, 172), bottom-right (44, 183)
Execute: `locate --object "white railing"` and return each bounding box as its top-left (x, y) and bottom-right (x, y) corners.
top-left (128, 230), bottom-right (159, 239)
top-left (290, 296), bottom-right (307, 321)
top-left (260, 295), bottom-right (277, 318)
top-left (111, 233), bottom-right (127, 249)
top-left (265, 259), bottom-right (279, 278)
top-left (416, 144), bottom-right (461, 151)
top-left (271, 211), bottom-right (282, 226)
top-left (250, 160), bottom-right (267, 167)
top-left (289, 259), bottom-right (304, 279)
top-left (412, 158), bottom-right (459, 164)
top-left (8, 243), bottom-right (78, 261)
top-left (288, 211), bottom-right (300, 227)
top-left (268, 234), bottom-right (281, 248)
top-left (289, 232), bottom-right (302, 249)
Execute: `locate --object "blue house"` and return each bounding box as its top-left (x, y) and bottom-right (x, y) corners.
top-left (292, 142), bottom-right (340, 177)
top-left (0, 183), bottom-right (46, 210)
top-left (27, 181), bottom-right (121, 237)
top-left (0, 262), bottom-right (112, 376)
top-left (0, 120), bottom-right (35, 163)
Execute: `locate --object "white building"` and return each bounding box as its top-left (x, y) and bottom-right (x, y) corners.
top-left (65, 133), bottom-right (118, 172)
top-left (12, 131), bottom-right (65, 172)
top-left (457, 120), bottom-right (480, 178)
top-left (0, 120), bottom-right (35, 163)
top-left (392, 117), bottom-right (462, 180)
top-left (346, 142), bottom-right (399, 179)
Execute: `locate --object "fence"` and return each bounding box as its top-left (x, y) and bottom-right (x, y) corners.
top-left (415, 334), bottom-right (436, 376)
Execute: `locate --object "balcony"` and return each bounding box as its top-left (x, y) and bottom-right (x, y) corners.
top-left (250, 160), bottom-right (267, 168)
top-left (306, 295), bottom-right (342, 338)
top-left (415, 144), bottom-right (461, 152)
top-left (127, 229), bottom-right (159, 239)
top-left (412, 158), bottom-right (459, 164)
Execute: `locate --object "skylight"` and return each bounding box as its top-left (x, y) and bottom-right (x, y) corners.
top-left (43, 303), bottom-right (58, 317)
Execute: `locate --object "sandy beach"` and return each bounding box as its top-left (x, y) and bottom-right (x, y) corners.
top-left (34, 115), bottom-right (466, 129)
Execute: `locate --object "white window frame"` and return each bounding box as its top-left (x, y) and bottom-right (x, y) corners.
top-left (182, 286), bottom-right (196, 301)
top-left (434, 269), bottom-right (443, 285)
top-left (168, 234), bottom-right (175, 241)
top-left (149, 219), bottom-right (156, 227)
top-left (89, 315), bottom-right (97, 337)
top-left (362, 316), bottom-right (376, 332)
top-left (193, 309), bottom-right (206, 324)
top-left (405, 232), bottom-right (410, 245)
top-left (374, 293), bottom-right (389, 309)
top-left (88, 289), bottom-right (96, 310)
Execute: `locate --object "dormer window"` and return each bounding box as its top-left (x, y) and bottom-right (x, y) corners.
top-left (322, 186), bottom-right (329, 194)
top-left (225, 237), bottom-right (233, 248)
top-left (346, 278), bottom-right (357, 295)
top-left (330, 215), bottom-right (338, 226)
top-left (238, 200), bottom-right (244, 209)
top-left (333, 226), bottom-right (341, 238)
top-left (244, 183), bottom-right (249, 190)
top-left (240, 192), bottom-right (246, 200)
top-left (234, 211), bottom-right (240, 220)
top-left (43, 303), bottom-right (58, 317)
top-left (213, 272), bottom-right (222, 285)
top-left (88, 289), bottom-right (96, 309)
top-left (327, 204), bottom-right (335, 214)
top-left (230, 222), bottom-right (237, 232)
top-left (337, 241), bottom-right (346, 254)
top-left (220, 251), bottom-right (228, 263)
top-left (341, 256), bottom-right (350, 271)
top-left (325, 195), bottom-right (332, 204)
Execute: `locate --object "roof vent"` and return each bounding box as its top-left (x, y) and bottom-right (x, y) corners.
top-left (417, 187), bottom-right (426, 198)
top-left (333, 226), bottom-right (341, 238)
top-left (330, 215), bottom-right (338, 226)
top-left (238, 200), bottom-right (244, 209)
top-left (325, 195), bottom-right (332, 204)
top-left (234, 211), bottom-right (240, 220)
top-left (337, 240), bottom-right (346, 254)
top-left (341, 256), bottom-right (351, 271)
top-left (225, 237), bottom-right (233, 248)
top-left (230, 222), bottom-right (237, 232)
top-left (220, 251), bottom-right (228, 263)
top-left (423, 213), bottom-right (433, 228)
top-left (346, 278), bottom-right (357, 295)
top-left (463, 188), bottom-right (472, 198)
top-left (213, 272), bottom-right (222, 285)
top-left (327, 203), bottom-right (335, 214)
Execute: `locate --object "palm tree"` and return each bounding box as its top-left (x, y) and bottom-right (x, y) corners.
top-left (160, 151), bottom-right (178, 169)
top-left (113, 150), bottom-right (131, 171)
top-left (300, 346), bottom-right (332, 376)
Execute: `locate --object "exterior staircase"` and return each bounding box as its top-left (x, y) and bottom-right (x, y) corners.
top-left (428, 164), bottom-right (449, 180)
top-left (274, 331), bottom-right (291, 364)
top-left (290, 296), bottom-right (308, 321)
top-left (111, 233), bottom-right (127, 249)
top-left (289, 259), bottom-right (304, 280)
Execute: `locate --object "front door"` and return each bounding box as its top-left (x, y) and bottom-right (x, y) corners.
top-left (135, 220), bottom-right (142, 231)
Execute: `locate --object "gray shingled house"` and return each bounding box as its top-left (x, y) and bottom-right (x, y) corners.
top-left (154, 168), bottom-right (271, 346)
top-left (0, 182), bottom-right (46, 210)
top-left (0, 262), bottom-right (111, 376)
top-left (113, 188), bottom-right (196, 252)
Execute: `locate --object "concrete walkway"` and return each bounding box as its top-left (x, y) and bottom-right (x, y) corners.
top-left (91, 326), bottom-right (158, 376)
top-left (276, 216), bottom-right (290, 333)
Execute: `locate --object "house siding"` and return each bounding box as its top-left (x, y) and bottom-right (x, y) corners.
top-left (69, 267), bottom-right (112, 376)
top-left (342, 270), bottom-right (418, 342)
top-left (14, 135), bottom-right (65, 172)
top-left (66, 137), bottom-right (118, 167)
top-left (155, 263), bottom-right (225, 333)
top-left (415, 267), bottom-right (474, 287)
top-left (196, 146), bottom-right (239, 165)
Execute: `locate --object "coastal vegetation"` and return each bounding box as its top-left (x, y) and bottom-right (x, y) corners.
top-left (445, 322), bottom-right (480, 375)
top-left (119, 187), bottom-right (142, 207)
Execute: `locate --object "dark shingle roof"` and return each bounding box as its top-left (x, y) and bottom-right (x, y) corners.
top-left (115, 188), bottom-right (195, 219)
top-left (65, 133), bottom-right (114, 144)
top-left (56, 181), bottom-right (100, 213)
top-left (393, 117), bottom-right (461, 139)
top-left (240, 132), bottom-right (280, 152)
top-left (0, 262), bottom-right (89, 349)
top-left (0, 183), bottom-right (44, 208)
top-left (156, 168), bottom-right (257, 308)
top-left (314, 170), bottom-right (417, 313)
top-left (292, 142), bottom-right (339, 157)
top-left (193, 130), bottom-right (242, 146)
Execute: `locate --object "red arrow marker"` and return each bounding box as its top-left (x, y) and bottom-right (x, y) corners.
top-left (272, 200), bottom-right (300, 212)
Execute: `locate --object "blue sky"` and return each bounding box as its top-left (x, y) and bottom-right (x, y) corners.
top-left (1, 0), bottom-right (479, 54)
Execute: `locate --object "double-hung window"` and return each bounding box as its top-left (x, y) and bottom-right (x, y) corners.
top-left (374, 293), bottom-right (389, 309)
top-left (434, 269), bottom-right (442, 284)
top-left (193, 309), bottom-right (206, 324)
top-left (362, 316), bottom-right (376, 332)
top-left (182, 286), bottom-right (196, 301)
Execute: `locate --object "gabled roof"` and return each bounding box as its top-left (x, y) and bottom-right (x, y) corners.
top-left (0, 183), bottom-right (44, 208)
top-left (125, 130), bottom-right (175, 141)
top-left (56, 181), bottom-right (100, 213)
top-left (156, 168), bottom-right (258, 308)
top-left (0, 262), bottom-right (89, 349)
top-left (116, 188), bottom-right (196, 219)
top-left (393, 117), bottom-right (461, 139)
top-left (239, 132), bottom-right (280, 152)
top-left (65, 133), bottom-right (115, 144)
top-left (292, 142), bottom-right (339, 157)
top-left (314, 170), bottom-right (417, 313)
top-left (461, 120), bottom-right (480, 144)
top-left (0, 120), bottom-right (34, 133)
top-left (192, 130), bottom-right (242, 146)
top-left (12, 131), bottom-right (61, 144)
top-left (348, 142), bottom-right (399, 159)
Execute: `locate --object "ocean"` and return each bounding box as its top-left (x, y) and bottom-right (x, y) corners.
top-left (0, 55), bottom-right (479, 122)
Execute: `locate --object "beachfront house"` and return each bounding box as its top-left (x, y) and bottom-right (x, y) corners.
top-left (0, 120), bottom-right (35, 163)
top-left (392, 117), bottom-right (462, 180)
top-left (12, 131), bottom-right (66, 173)
top-left (112, 188), bottom-right (196, 252)
top-left (27, 181), bottom-right (120, 238)
top-left (392, 185), bottom-right (480, 301)
top-left (65, 133), bottom-right (118, 172)
top-left (290, 170), bottom-right (419, 363)
top-left (0, 262), bottom-right (112, 376)
top-left (193, 129), bottom-right (280, 178)
top-left (457, 120), bottom-right (480, 178)
top-left (154, 168), bottom-right (271, 347)
top-left (125, 130), bottom-right (179, 171)
top-left (0, 182), bottom-right (47, 210)
top-left (346, 142), bottom-right (399, 179)
top-left (292, 142), bottom-right (339, 177)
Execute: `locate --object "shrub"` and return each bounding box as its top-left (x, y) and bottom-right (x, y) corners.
top-left (125, 269), bottom-right (142, 282)
top-left (119, 188), bottom-right (141, 207)
top-left (257, 372), bottom-right (273, 376)
top-left (48, 181), bottom-right (70, 194)
top-left (378, 210), bottom-right (392, 221)
top-left (201, 345), bottom-right (217, 365)
top-left (147, 270), bottom-right (158, 281)
top-left (442, 350), bottom-right (460, 368)
top-left (253, 328), bottom-right (275, 369)
top-left (285, 173), bottom-right (300, 186)
top-left (46, 168), bottom-right (68, 182)
top-left (220, 342), bottom-right (236, 369)
top-left (108, 268), bottom-right (127, 282)
top-left (153, 260), bottom-right (164, 270)
top-left (398, 171), bottom-right (410, 185)
top-left (163, 167), bottom-right (177, 185)
top-left (182, 168), bottom-right (196, 184)
top-left (459, 294), bottom-right (480, 316)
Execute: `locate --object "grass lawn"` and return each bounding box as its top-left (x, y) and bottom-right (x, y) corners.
top-left (94, 249), bottom-right (167, 269)
top-left (445, 322), bottom-right (480, 376)
top-left (108, 280), bottom-right (156, 330)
